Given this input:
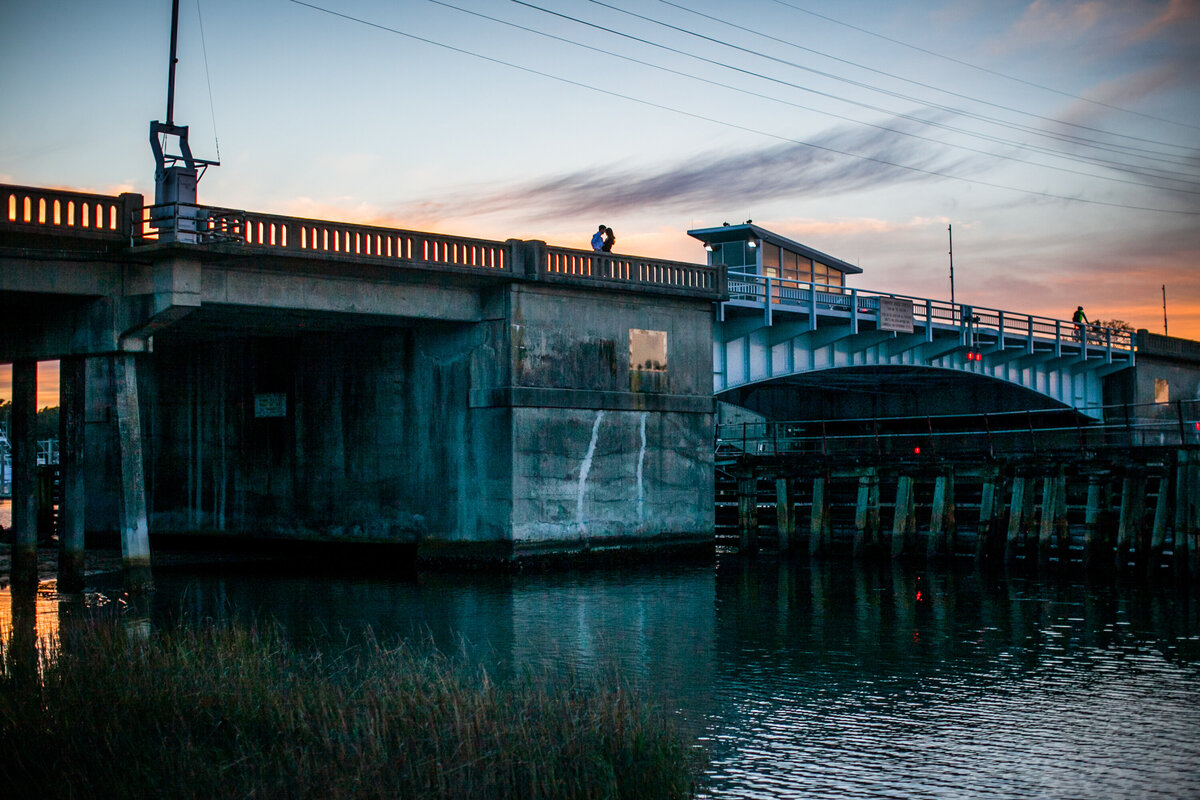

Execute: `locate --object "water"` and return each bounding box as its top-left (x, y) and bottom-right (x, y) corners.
top-left (3, 551), bottom-right (1200, 799)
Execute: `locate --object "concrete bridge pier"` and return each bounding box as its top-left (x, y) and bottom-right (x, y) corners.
top-left (114, 353), bottom-right (154, 591)
top-left (57, 356), bottom-right (87, 592)
top-left (9, 359), bottom-right (38, 588)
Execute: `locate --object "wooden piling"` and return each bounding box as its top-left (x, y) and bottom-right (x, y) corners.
top-left (1006, 476), bottom-right (1030, 564)
top-left (1116, 474), bottom-right (1146, 567)
top-left (853, 468), bottom-right (880, 558)
top-left (1150, 472), bottom-right (1170, 565)
top-left (891, 475), bottom-right (915, 559)
top-left (737, 473), bottom-right (759, 554)
top-left (976, 470), bottom-right (1002, 563)
top-left (810, 476), bottom-right (832, 557)
top-left (1083, 478), bottom-right (1107, 571)
top-left (927, 470), bottom-right (956, 561)
top-left (1038, 470), bottom-right (1068, 566)
top-left (775, 477), bottom-right (795, 554)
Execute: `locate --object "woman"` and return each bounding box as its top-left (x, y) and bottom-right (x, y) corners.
top-left (601, 227), bottom-right (615, 253)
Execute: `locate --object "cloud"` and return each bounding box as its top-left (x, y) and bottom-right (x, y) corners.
top-left (1009, 0), bottom-right (1108, 45)
top-left (1130, 0), bottom-right (1200, 41)
top-left (388, 118), bottom-right (979, 223)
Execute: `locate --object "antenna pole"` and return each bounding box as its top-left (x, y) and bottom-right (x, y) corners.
top-left (166, 0), bottom-right (180, 125)
top-left (1163, 284), bottom-right (1168, 336)
top-left (948, 224), bottom-right (955, 307)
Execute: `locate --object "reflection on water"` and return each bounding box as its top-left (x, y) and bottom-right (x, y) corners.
top-left (3, 556), bottom-right (1199, 799)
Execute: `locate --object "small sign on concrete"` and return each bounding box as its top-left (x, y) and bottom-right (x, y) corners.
top-left (254, 392), bottom-right (287, 418)
top-left (878, 297), bottom-right (915, 333)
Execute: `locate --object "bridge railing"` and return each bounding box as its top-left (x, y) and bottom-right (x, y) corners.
top-left (135, 203), bottom-right (511, 272)
top-left (543, 246), bottom-right (725, 298)
top-left (2, 184), bottom-right (139, 241)
top-left (716, 399), bottom-right (1200, 461)
top-left (724, 270), bottom-right (1135, 355)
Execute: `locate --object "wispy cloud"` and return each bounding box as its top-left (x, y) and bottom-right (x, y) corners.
top-left (388, 119), bottom-right (978, 223)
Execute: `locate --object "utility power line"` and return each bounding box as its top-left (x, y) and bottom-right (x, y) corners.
top-left (284, 0), bottom-right (1200, 216)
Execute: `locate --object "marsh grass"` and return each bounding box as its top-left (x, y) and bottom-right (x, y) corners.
top-left (0, 619), bottom-right (704, 799)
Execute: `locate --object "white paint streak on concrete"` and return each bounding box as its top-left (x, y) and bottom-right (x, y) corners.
top-left (577, 411), bottom-right (604, 531)
top-left (637, 412), bottom-right (648, 523)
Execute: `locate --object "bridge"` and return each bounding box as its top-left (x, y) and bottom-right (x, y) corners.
top-left (690, 223), bottom-right (1136, 422)
top-left (1, 183), bottom-right (722, 586)
top-left (3, 183), bottom-right (1194, 587)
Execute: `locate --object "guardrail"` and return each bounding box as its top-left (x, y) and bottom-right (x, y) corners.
top-left (724, 270), bottom-right (1135, 355)
top-left (716, 400), bottom-right (1200, 460)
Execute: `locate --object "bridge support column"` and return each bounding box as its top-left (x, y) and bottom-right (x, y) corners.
top-left (57, 356), bottom-right (87, 592)
top-left (1116, 473), bottom-right (1146, 568)
top-left (737, 474), bottom-right (759, 554)
top-left (976, 470), bottom-right (1002, 564)
top-left (114, 353), bottom-right (153, 591)
top-left (853, 468), bottom-right (880, 558)
top-left (891, 475), bottom-right (915, 559)
top-left (1006, 476), bottom-right (1032, 564)
top-left (9, 359), bottom-right (38, 588)
top-left (927, 470), bottom-right (956, 561)
top-left (809, 476), bottom-right (831, 557)
top-left (775, 477), bottom-right (795, 554)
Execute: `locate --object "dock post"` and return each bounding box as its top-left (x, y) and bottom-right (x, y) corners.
top-left (1006, 476), bottom-right (1029, 564)
top-left (9, 360), bottom-right (38, 588)
top-left (1037, 470), bottom-right (1067, 567)
top-left (891, 475), bottom-right (915, 559)
top-left (1150, 471), bottom-right (1170, 567)
top-left (853, 468), bottom-right (880, 558)
top-left (1116, 473), bottom-right (1145, 568)
top-left (976, 469), bottom-right (1002, 563)
top-left (737, 473), bottom-right (759, 555)
top-left (1174, 451), bottom-right (1191, 573)
top-left (809, 476), bottom-right (831, 557)
top-left (927, 469), bottom-right (956, 561)
top-left (114, 353), bottom-right (154, 591)
top-left (775, 476), bottom-right (795, 554)
top-left (1083, 478), bottom-right (1107, 572)
top-left (57, 356), bottom-right (87, 593)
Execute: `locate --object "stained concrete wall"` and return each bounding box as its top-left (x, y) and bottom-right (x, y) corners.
top-left (80, 281), bottom-right (714, 561)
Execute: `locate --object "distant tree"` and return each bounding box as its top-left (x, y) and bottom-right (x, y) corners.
top-left (0, 401), bottom-right (60, 441)
top-left (1093, 319), bottom-right (1133, 332)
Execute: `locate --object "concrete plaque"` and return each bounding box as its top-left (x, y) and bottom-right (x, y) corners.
top-left (254, 392), bottom-right (287, 418)
top-left (878, 297), bottom-right (914, 333)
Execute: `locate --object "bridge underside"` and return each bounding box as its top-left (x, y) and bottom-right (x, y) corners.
top-left (721, 366), bottom-right (1086, 423)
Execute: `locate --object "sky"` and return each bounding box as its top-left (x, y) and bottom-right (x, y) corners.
top-left (2, 0), bottom-right (1199, 406)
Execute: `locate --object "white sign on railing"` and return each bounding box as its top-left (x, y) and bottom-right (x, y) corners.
top-left (878, 297), bottom-right (914, 333)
